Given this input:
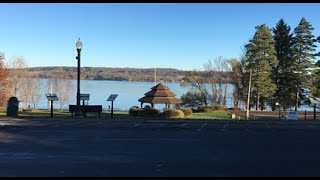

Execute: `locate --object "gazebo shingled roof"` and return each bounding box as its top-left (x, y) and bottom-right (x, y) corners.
top-left (138, 83), bottom-right (182, 108)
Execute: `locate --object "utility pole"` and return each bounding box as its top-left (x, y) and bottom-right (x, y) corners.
top-left (246, 69), bottom-right (252, 120)
top-left (154, 67), bottom-right (157, 85)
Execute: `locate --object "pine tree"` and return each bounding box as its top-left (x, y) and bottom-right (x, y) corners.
top-left (272, 19), bottom-right (296, 110)
top-left (245, 24), bottom-right (278, 110)
top-left (292, 17), bottom-right (317, 111)
top-left (310, 36), bottom-right (320, 98)
top-left (310, 60), bottom-right (320, 98)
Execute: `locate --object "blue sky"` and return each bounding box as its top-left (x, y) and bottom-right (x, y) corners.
top-left (1, 3), bottom-right (320, 70)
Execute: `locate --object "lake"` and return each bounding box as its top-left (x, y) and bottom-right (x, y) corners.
top-left (36, 79), bottom-right (235, 111)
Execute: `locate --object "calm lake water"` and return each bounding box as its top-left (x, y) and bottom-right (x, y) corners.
top-left (37, 79), bottom-right (235, 111)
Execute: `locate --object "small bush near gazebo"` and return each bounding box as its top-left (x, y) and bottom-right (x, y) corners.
top-left (197, 105), bottom-right (227, 112)
top-left (129, 106), bottom-right (141, 117)
top-left (198, 106), bottom-right (212, 113)
top-left (211, 104), bottom-right (227, 111)
top-left (139, 108), bottom-right (160, 117)
top-left (161, 108), bottom-right (185, 118)
top-left (179, 108), bottom-right (193, 117)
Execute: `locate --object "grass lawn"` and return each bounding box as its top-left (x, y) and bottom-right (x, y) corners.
top-left (190, 111), bottom-right (231, 119)
top-left (0, 108), bottom-right (131, 119)
top-left (0, 108), bottom-right (231, 120)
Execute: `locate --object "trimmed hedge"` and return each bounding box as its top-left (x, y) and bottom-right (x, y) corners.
top-left (212, 104), bottom-right (227, 111)
top-left (198, 106), bottom-right (212, 113)
top-left (174, 109), bottom-right (185, 118)
top-left (198, 105), bottom-right (227, 112)
top-left (179, 108), bottom-right (193, 117)
top-left (161, 108), bottom-right (185, 118)
top-left (129, 106), bottom-right (141, 117)
top-left (140, 108), bottom-right (160, 117)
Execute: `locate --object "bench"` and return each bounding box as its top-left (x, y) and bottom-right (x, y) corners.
top-left (69, 105), bottom-right (102, 117)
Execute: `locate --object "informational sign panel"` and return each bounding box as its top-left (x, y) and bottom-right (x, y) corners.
top-left (107, 94), bottom-right (118, 101)
top-left (107, 94), bottom-right (118, 119)
top-left (45, 93), bottom-right (59, 117)
top-left (287, 111), bottom-right (299, 120)
top-left (80, 94), bottom-right (90, 101)
top-left (45, 93), bottom-right (59, 101)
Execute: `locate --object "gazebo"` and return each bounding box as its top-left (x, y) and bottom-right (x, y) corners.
top-left (138, 83), bottom-right (183, 108)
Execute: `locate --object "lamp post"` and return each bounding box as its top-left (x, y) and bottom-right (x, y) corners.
top-left (275, 102), bottom-right (280, 120)
top-left (246, 69), bottom-right (252, 120)
top-left (74, 38), bottom-right (83, 117)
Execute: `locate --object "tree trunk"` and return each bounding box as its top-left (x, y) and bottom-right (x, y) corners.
top-left (295, 87), bottom-right (299, 111)
top-left (260, 98), bottom-right (264, 111)
top-left (223, 83), bottom-right (228, 106)
top-left (256, 93), bottom-right (260, 111)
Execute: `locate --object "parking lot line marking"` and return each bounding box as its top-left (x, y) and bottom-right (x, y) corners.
top-left (197, 123), bottom-right (208, 131)
top-left (308, 125), bottom-right (317, 128)
top-left (201, 123), bottom-right (208, 128)
top-left (201, 123), bottom-right (207, 128)
top-left (133, 123), bottom-right (142, 127)
top-left (222, 123), bottom-right (229, 129)
top-left (265, 124), bottom-right (271, 128)
top-left (180, 123), bottom-right (188, 127)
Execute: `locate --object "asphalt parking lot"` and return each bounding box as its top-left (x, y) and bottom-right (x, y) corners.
top-left (1, 117), bottom-right (320, 177)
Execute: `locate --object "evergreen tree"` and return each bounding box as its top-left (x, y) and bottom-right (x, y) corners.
top-left (292, 17), bottom-right (317, 111)
top-left (245, 24), bottom-right (278, 110)
top-left (310, 60), bottom-right (320, 98)
top-left (272, 19), bottom-right (296, 110)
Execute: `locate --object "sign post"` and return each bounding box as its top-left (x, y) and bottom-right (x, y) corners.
top-left (80, 94), bottom-right (90, 105)
top-left (45, 93), bottom-right (59, 117)
top-left (309, 98), bottom-right (320, 120)
top-left (107, 94), bottom-right (118, 119)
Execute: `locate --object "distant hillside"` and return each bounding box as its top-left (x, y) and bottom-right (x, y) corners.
top-left (27, 66), bottom-right (187, 82)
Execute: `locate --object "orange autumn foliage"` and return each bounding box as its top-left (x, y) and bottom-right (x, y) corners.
top-left (0, 56), bottom-right (12, 106)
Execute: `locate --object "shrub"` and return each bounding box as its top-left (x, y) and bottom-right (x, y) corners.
top-left (174, 109), bottom-right (185, 118)
top-left (180, 91), bottom-right (203, 109)
top-left (161, 108), bottom-right (176, 118)
top-left (161, 108), bottom-right (185, 119)
top-left (198, 106), bottom-right (212, 113)
top-left (228, 107), bottom-right (241, 111)
top-left (179, 108), bottom-right (193, 117)
top-left (140, 108), bottom-right (160, 117)
top-left (129, 106), bottom-right (141, 117)
top-left (212, 104), bottom-right (227, 111)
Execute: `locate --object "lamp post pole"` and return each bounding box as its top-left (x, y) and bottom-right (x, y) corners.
top-left (276, 102), bottom-right (280, 120)
top-left (246, 69), bottom-right (252, 120)
top-left (74, 38), bottom-right (83, 117)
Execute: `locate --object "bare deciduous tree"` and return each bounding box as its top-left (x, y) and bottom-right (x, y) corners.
top-left (47, 74), bottom-right (73, 111)
top-left (180, 70), bottom-right (209, 107)
top-left (203, 56), bottom-right (232, 107)
top-left (7, 57), bottom-right (29, 98)
top-left (7, 57), bottom-right (42, 109)
top-left (28, 77), bottom-right (42, 108)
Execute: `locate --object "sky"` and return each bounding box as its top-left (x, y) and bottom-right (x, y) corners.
top-left (1, 3), bottom-right (320, 71)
